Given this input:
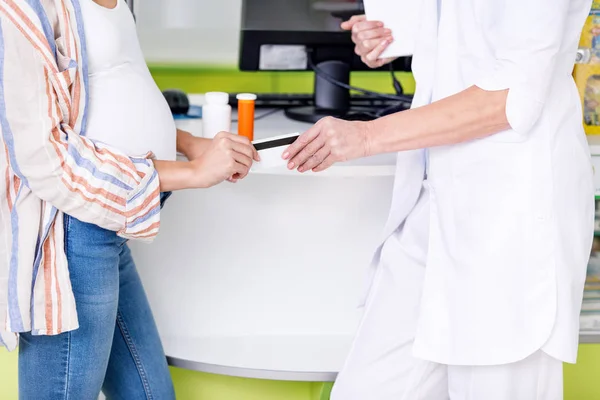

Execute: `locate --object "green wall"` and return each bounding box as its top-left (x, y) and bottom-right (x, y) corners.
top-left (147, 64), bottom-right (416, 96)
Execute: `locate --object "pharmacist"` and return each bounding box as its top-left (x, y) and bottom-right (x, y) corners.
top-left (283, 0), bottom-right (595, 398)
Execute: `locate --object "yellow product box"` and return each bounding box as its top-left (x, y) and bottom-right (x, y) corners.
top-left (575, 0), bottom-right (600, 134)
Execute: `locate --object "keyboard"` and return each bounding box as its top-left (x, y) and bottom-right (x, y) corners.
top-left (228, 93), bottom-right (412, 109)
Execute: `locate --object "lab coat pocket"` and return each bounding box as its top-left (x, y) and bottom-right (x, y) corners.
top-left (450, 142), bottom-right (533, 264)
top-left (485, 128), bottom-right (528, 143)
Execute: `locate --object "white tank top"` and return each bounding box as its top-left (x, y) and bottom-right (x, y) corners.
top-left (80, 0), bottom-right (176, 161)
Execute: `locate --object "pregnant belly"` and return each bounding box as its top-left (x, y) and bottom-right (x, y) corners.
top-left (85, 66), bottom-right (176, 161)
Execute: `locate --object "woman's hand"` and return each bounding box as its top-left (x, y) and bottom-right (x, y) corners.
top-left (177, 129), bottom-right (259, 184)
top-left (191, 132), bottom-right (260, 186)
top-left (282, 117), bottom-right (371, 173)
top-left (341, 14), bottom-right (396, 69)
top-left (154, 132), bottom-right (259, 191)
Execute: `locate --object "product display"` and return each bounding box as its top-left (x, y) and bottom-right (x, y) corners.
top-left (575, 0), bottom-right (600, 134)
top-left (581, 199), bottom-right (600, 331)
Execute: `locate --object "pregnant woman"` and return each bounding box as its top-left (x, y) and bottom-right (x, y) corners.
top-left (0, 0), bottom-right (257, 399)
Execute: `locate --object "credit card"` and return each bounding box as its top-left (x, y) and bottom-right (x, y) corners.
top-left (252, 133), bottom-right (300, 170)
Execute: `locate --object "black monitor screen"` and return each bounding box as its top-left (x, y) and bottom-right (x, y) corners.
top-left (242, 0), bottom-right (361, 32)
top-left (239, 0), bottom-right (411, 73)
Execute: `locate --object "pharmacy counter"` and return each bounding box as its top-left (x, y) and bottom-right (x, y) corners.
top-left (130, 101), bottom-right (396, 381)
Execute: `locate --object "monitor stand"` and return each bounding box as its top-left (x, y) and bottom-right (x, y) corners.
top-left (284, 60), bottom-right (376, 124)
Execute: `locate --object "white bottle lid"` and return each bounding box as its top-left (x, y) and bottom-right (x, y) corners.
top-left (205, 92), bottom-right (229, 105)
top-left (236, 93), bottom-right (257, 101)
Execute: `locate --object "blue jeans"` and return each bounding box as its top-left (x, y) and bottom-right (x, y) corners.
top-left (19, 194), bottom-right (175, 400)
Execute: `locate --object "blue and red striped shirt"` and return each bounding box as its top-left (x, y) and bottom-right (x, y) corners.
top-left (0, 0), bottom-right (162, 350)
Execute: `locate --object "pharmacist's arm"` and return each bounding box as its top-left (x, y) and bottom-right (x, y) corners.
top-left (283, 86), bottom-right (508, 172)
top-left (367, 86), bottom-right (510, 153)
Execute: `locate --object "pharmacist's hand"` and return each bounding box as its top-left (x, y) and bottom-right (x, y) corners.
top-left (283, 117), bottom-right (370, 173)
top-left (191, 132), bottom-right (260, 187)
top-left (341, 15), bottom-right (396, 69)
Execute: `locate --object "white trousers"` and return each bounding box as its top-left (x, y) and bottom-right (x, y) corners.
top-left (331, 198), bottom-right (563, 400)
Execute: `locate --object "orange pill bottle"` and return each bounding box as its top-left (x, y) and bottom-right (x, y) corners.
top-left (236, 93), bottom-right (257, 141)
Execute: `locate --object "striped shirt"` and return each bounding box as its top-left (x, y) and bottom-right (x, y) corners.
top-left (0, 0), bottom-right (162, 351)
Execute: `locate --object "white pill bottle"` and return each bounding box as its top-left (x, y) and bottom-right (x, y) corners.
top-left (202, 92), bottom-right (232, 139)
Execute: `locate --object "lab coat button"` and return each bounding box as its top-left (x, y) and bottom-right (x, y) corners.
top-left (536, 215), bottom-right (546, 222)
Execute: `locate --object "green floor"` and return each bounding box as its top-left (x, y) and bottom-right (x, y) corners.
top-left (0, 349), bottom-right (332, 400)
top-left (2, 347), bottom-right (600, 399)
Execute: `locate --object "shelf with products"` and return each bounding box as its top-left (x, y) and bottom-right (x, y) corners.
top-left (581, 197), bottom-right (600, 342)
top-left (579, 331), bottom-right (600, 343)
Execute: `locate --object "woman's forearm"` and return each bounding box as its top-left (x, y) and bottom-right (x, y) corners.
top-left (152, 160), bottom-right (197, 192)
top-left (176, 129), bottom-right (211, 160)
top-left (176, 129), bottom-right (194, 154)
top-left (367, 86), bottom-right (510, 155)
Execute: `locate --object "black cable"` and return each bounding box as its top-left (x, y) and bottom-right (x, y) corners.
top-left (306, 52), bottom-right (413, 104)
top-left (389, 63), bottom-right (404, 96)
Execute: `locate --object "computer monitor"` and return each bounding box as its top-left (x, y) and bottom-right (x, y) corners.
top-left (239, 0), bottom-right (413, 123)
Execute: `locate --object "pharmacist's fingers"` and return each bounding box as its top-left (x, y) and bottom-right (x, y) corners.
top-left (362, 39), bottom-right (393, 68)
top-left (362, 56), bottom-right (394, 69)
top-left (299, 147), bottom-right (330, 173)
top-left (227, 176), bottom-right (239, 183)
top-left (356, 36), bottom-right (391, 57)
top-left (282, 124), bottom-right (321, 162)
top-left (312, 155), bottom-right (336, 173)
top-left (341, 14), bottom-right (366, 31)
top-left (352, 20), bottom-right (383, 37)
top-left (365, 38), bottom-right (392, 62)
top-left (293, 137), bottom-right (327, 172)
top-left (354, 27), bottom-right (391, 43)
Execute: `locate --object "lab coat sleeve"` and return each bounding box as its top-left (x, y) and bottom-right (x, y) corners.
top-left (472, 0), bottom-right (572, 135)
top-left (0, 16), bottom-right (161, 241)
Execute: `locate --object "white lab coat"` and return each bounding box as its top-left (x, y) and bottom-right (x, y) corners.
top-left (361, 0), bottom-right (595, 366)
